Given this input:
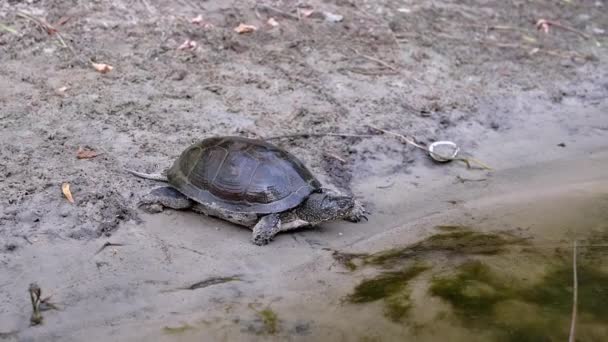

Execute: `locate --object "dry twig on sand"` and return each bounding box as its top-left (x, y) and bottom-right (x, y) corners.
top-left (569, 240), bottom-right (578, 342)
top-left (0, 23), bottom-right (18, 34)
top-left (349, 48), bottom-right (398, 71)
top-left (265, 132), bottom-right (375, 140)
top-left (367, 125), bottom-right (492, 170)
top-left (16, 11), bottom-right (79, 60)
top-left (256, 4), bottom-right (299, 20)
top-left (536, 19), bottom-right (591, 40)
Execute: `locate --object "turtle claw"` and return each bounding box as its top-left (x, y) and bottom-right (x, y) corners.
top-left (139, 202), bottom-right (164, 214)
top-left (344, 200), bottom-right (368, 223)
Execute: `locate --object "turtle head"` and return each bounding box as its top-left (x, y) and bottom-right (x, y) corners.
top-left (297, 191), bottom-right (356, 224)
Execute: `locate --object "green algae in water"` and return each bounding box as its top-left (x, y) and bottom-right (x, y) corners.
top-left (430, 261), bottom-right (511, 317)
top-left (257, 308), bottom-right (279, 334)
top-left (435, 225), bottom-right (471, 232)
top-left (163, 323), bottom-right (195, 334)
top-left (523, 264), bottom-right (608, 318)
top-left (429, 258), bottom-right (608, 341)
top-left (248, 304), bottom-right (280, 335)
top-left (348, 264), bottom-right (429, 321)
top-left (330, 250), bottom-right (367, 271)
top-left (365, 230), bottom-right (520, 267)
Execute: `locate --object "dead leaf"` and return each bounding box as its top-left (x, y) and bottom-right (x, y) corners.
top-left (177, 39), bottom-right (197, 50)
top-left (91, 62), bottom-right (113, 74)
top-left (76, 146), bottom-right (100, 159)
top-left (191, 14), bottom-right (203, 24)
top-left (234, 23), bottom-right (257, 34)
top-left (299, 9), bottom-right (315, 17)
top-left (267, 17), bottom-right (279, 27)
top-left (536, 19), bottom-right (550, 34)
top-left (55, 86), bottom-right (69, 96)
top-left (62, 183), bottom-right (74, 203)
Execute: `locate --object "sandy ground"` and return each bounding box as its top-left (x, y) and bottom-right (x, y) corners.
top-left (1, 0), bottom-right (607, 341)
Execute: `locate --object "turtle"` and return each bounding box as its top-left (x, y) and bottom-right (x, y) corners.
top-left (127, 136), bottom-right (367, 245)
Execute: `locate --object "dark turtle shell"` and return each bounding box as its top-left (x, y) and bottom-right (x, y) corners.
top-left (166, 136), bottom-right (322, 214)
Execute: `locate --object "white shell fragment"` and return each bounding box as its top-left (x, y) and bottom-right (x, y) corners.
top-left (428, 141), bottom-right (460, 162)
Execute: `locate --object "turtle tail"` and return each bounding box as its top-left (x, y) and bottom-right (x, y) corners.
top-left (126, 169), bottom-right (169, 182)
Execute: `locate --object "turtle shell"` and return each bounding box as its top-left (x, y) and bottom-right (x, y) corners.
top-left (167, 136), bottom-right (322, 214)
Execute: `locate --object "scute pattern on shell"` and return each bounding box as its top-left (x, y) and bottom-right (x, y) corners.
top-left (167, 136), bottom-right (322, 214)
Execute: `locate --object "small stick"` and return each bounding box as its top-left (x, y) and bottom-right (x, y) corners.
top-left (456, 175), bottom-right (488, 183)
top-left (265, 132), bottom-right (375, 140)
top-left (368, 125), bottom-right (493, 170)
top-left (349, 48), bottom-right (398, 71)
top-left (537, 19), bottom-right (591, 40)
top-left (569, 240), bottom-right (578, 342)
top-left (367, 125), bottom-right (426, 150)
top-left (94, 241), bottom-right (125, 255)
top-left (324, 152), bottom-right (346, 163)
top-left (17, 11), bottom-right (77, 57)
top-left (256, 4), bottom-right (299, 20)
top-left (0, 23), bottom-right (18, 35)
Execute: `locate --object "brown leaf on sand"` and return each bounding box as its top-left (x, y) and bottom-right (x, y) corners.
top-left (234, 23), bottom-right (257, 34)
top-left (76, 146), bottom-right (100, 159)
top-left (62, 183), bottom-right (74, 203)
top-left (91, 62), bottom-right (113, 74)
top-left (267, 17), bottom-right (279, 27)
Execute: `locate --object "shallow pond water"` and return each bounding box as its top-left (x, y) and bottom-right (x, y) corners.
top-left (123, 157), bottom-right (608, 342)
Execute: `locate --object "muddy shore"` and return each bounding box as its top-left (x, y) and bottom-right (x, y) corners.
top-left (1, 0), bottom-right (607, 341)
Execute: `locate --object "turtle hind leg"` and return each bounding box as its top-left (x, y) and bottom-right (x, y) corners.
top-left (138, 186), bottom-right (194, 213)
top-left (251, 213), bottom-right (281, 246)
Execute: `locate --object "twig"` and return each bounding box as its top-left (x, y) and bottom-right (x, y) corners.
top-left (569, 240), bottom-right (578, 342)
top-left (265, 132), bottom-right (375, 140)
top-left (94, 241), bottom-right (125, 255)
top-left (0, 23), bottom-right (18, 35)
top-left (537, 19), bottom-right (591, 40)
top-left (17, 11), bottom-right (79, 59)
top-left (349, 48), bottom-right (398, 71)
top-left (368, 125), bottom-right (493, 170)
top-left (324, 152), bottom-right (346, 163)
top-left (256, 4), bottom-right (299, 20)
top-left (340, 67), bottom-right (400, 76)
top-left (367, 125), bottom-right (426, 150)
top-left (456, 175), bottom-right (488, 183)
top-left (456, 23), bottom-right (530, 34)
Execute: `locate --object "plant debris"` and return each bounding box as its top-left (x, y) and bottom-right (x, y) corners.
top-left (177, 39), bottom-right (197, 50)
top-left (76, 146), bottom-right (100, 159)
top-left (234, 23), bottom-right (257, 34)
top-left (29, 283), bottom-right (43, 325)
top-left (190, 15), bottom-right (203, 24)
top-left (61, 182), bottom-right (74, 203)
top-left (267, 17), bottom-right (279, 27)
top-left (91, 62), bottom-right (113, 74)
top-left (163, 276), bottom-right (241, 292)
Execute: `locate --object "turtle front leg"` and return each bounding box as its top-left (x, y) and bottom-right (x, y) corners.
top-left (343, 199), bottom-right (368, 223)
top-left (138, 186), bottom-right (194, 213)
top-left (251, 213), bottom-right (281, 246)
